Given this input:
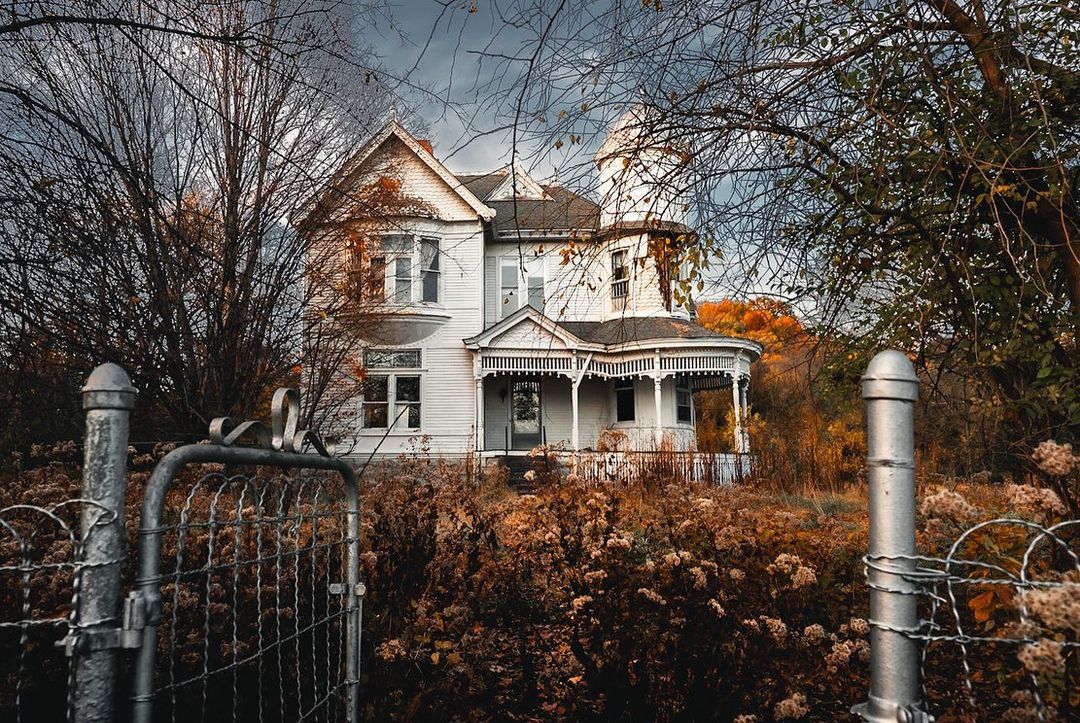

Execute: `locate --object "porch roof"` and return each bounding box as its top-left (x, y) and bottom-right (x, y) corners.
top-left (463, 306), bottom-right (763, 360)
top-left (558, 317), bottom-right (725, 345)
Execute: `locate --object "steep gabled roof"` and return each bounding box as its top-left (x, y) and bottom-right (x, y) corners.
top-left (337, 121), bottom-right (496, 221)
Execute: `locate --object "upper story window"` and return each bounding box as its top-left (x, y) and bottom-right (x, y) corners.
top-left (350, 234), bottom-right (441, 305)
top-left (500, 257), bottom-right (545, 318)
top-left (527, 258), bottom-right (544, 311)
top-left (614, 378), bottom-right (635, 422)
top-left (611, 249), bottom-right (629, 303)
top-left (420, 238), bottom-right (440, 303)
top-left (500, 260), bottom-right (519, 318)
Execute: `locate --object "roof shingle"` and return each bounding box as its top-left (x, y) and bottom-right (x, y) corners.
top-left (457, 173), bottom-right (600, 237)
top-left (557, 317), bottom-right (725, 345)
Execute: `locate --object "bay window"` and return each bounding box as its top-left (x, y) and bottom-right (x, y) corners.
top-left (354, 234), bottom-right (442, 305)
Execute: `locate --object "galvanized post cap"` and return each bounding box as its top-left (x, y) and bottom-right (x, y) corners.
top-left (82, 363), bottom-right (137, 410)
top-left (862, 349), bottom-right (919, 401)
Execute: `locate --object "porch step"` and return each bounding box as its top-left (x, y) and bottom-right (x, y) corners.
top-left (502, 455), bottom-right (538, 494)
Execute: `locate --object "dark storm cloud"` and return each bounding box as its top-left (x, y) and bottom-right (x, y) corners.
top-left (369, 0), bottom-right (538, 173)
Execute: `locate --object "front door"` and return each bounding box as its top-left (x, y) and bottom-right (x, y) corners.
top-left (511, 379), bottom-right (542, 450)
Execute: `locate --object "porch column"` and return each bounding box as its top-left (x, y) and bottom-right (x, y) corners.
top-left (653, 349), bottom-right (663, 446)
top-left (571, 381), bottom-right (579, 450)
top-left (741, 375), bottom-right (750, 451)
top-left (473, 356), bottom-right (484, 452)
top-left (732, 375), bottom-right (745, 454)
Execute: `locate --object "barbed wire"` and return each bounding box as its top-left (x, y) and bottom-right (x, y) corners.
top-left (0, 498), bottom-right (122, 722)
top-left (864, 517), bottom-right (1080, 722)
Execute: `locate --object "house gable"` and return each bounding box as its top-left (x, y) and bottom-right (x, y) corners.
top-left (312, 121), bottom-right (495, 226)
top-left (463, 306), bottom-right (586, 350)
top-left (486, 164), bottom-right (549, 201)
top-left (490, 318), bottom-right (569, 350)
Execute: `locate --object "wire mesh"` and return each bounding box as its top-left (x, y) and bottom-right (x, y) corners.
top-left (145, 471), bottom-right (356, 723)
top-left (865, 517), bottom-right (1080, 721)
top-left (0, 498), bottom-right (118, 722)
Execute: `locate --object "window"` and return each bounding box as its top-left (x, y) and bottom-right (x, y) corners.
top-left (380, 235), bottom-right (412, 303)
top-left (346, 244), bottom-right (386, 303)
top-left (420, 238), bottom-right (440, 303)
top-left (677, 382), bottom-right (693, 423)
top-left (615, 378), bottom-right (635, 422)
top-left (362, 349), bottom-right (422, 430)
top-left (611, 249), bottom-right (629, 301)
top-left (362, 375), bottom-right (389, 428)
top-left (393, 257), bottom-right (412, 302)
top-left (364, 349), bottom-right (421, 368)
top-left (367, 255), bottom-right (386, 302)
top-left (527, 258), bottom-right (544, 311)
top-left (500, 260), bottom-right (519, 318)
top-left (357, 234), bottom-right (443, 305)
top-left (394, 375), bottom-right (421, 429)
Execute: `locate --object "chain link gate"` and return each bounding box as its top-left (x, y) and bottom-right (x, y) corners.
top-left (60, 364), bottom-right (363, 723)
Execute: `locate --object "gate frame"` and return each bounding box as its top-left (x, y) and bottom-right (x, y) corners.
top-left (127, 443), bottom-right (361, 723)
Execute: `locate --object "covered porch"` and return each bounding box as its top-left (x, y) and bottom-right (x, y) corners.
top-left (464, 308), bottom-right (760, 456)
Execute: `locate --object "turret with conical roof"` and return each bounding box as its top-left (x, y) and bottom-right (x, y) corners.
top-left (594, 104), bottom-right (691, 230)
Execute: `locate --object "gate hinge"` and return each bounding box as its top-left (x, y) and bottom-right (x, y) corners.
top-left (56, 590), bottom-right (160, 656)
top-left (328, 581), bottom-right (367, 599)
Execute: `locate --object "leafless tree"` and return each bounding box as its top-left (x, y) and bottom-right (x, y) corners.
top-left (470, 0), bottom-right (1079, 441)
top-left (0, 0), bottom-right (395, 447)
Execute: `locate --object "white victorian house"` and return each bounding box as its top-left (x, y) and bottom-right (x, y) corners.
top-left (302, 113), bottom-right (760, 478)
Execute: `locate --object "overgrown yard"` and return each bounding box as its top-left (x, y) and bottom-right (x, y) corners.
top-left (2, 445), bottom-right (1074, 721)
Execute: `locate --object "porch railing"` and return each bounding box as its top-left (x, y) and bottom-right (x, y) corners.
top-left (569, 450), bottom-right (750, 485)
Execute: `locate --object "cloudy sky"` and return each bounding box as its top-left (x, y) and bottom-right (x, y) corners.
top-left (369, 1), bottom-right (537, 173)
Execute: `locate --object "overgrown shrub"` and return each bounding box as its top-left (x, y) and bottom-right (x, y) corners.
top-left (3, 445), bottom-right (1078, 721)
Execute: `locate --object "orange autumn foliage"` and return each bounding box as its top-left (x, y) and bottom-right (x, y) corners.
top-left (696, 298), bottom-right (807, 363)
top-left (695, 299), bottom-right (864, 491)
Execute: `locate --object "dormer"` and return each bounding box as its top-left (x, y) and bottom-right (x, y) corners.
top-left (485, 164), bottom-right (550, 201)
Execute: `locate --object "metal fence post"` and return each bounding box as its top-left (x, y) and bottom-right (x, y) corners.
top-left (854, 350), bottom-right (927, 723)
top-left (74, 363), bottom-right (136, 723)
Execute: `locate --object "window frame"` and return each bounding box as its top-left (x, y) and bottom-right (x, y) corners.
top-left (676, 381), bottom-right (693, 424)
top-left (361, 349), bottom-right (423, 432)
top-left (614, 378), bottom-right (635, 422)
top-left (420, 237), bottom-right (440, 303)
top-left (500, 258), bottom-right (519, 318)
top-left (611, 249), bottom-right (629, 301)
top-left (361, 374), bottom-right (390, 429)
top-left (499, 255), bottom-right (545, 317)
top-left (526, 256), bottom-right (545, 311)
top-left (358, 233), bottom-right (444, 306)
